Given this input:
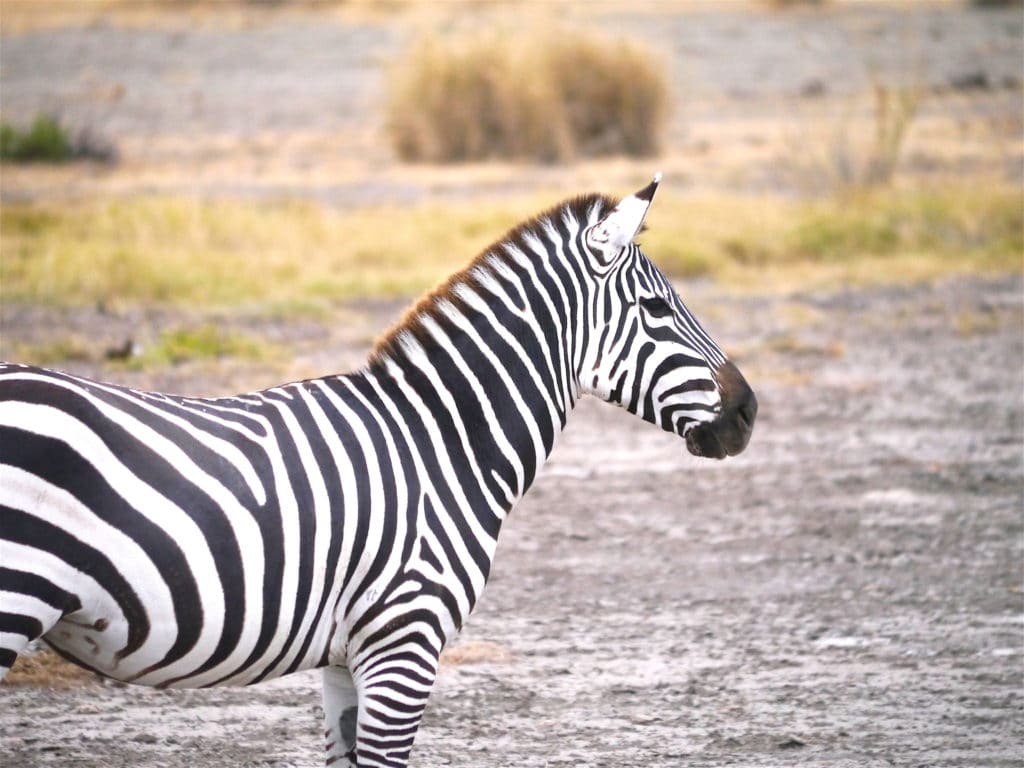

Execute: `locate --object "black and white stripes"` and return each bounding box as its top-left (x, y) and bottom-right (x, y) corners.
top-left (0, 175), bottom-right (755, 766)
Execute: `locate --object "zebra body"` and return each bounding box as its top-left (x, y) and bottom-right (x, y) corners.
top-left (0, 176), bottom-right (756, 766)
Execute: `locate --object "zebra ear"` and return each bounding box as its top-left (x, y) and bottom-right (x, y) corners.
top-left (586, 172), bottom-right (661, 263)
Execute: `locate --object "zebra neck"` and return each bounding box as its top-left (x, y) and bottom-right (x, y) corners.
top-left (358, 313), bottom-right (578, 517)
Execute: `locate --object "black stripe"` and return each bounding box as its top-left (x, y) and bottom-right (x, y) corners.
top-left (280, 383), bottom-right (347, 677)
top-left (418, 308), bottom-right (520, 502)
top-left (0, 568), bottom-right (82, 615)
top-left (333, 379), bottom-right (403, 629)
top-left (642, 353), bottom-right (712, 424)
top-left (247, 389), bottom-right (321, 684)
top-left (320, 378), bottom-right (375, 605)
top-left (392, 355), bottom-right (501, 541)
top-left (627, 341), bottom-right (656, 414)
top-left (0, 613), bottom-right (43, 640)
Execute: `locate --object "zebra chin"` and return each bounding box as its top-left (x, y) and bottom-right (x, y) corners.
top-left (684, 360), bottom-right (757, 460)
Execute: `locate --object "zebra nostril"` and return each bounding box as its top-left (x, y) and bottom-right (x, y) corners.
top-left (737, 407), bottom-right (749, 430)
top-left (737, 395), bottom-right (757, 431)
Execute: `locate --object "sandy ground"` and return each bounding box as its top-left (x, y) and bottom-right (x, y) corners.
top-left (1, 273), bottom-right (1021, 767)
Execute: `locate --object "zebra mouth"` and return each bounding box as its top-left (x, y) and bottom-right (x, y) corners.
top-left (685, 424), bottom-right (728, 460)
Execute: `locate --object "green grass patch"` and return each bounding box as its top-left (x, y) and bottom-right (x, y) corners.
top-left (122, 324), bottom-right (268, 369)
top-left (11, 325), bottom-right (272, 370)
top-left (2, 183), bottom-right (1020, 314)
top-left (1, 114), bottom-right (116, 164)
top-left (1, 115), bottom-right (73, 163)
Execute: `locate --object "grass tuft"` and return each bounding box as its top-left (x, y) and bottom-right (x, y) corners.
top-left (387, 28), bottom-right (669, 163)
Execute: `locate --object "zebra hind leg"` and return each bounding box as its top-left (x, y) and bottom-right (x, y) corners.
top-left (0, 567), bottom-right (77, 681)
top-left (322, 665), bottom-right (359, 766)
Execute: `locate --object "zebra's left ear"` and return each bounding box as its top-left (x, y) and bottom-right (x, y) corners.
top-left (586, 172), bottom-right (661, 263)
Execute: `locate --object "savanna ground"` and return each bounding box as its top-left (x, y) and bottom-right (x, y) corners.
top-left (0, 1), bottom-right (1022, 767)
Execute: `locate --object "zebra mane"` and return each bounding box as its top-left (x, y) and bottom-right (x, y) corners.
top-left (367, 192), bottom-right (618, 370)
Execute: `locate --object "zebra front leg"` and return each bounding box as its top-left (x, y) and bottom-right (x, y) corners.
top-left (351, 642), bottom-right (441, 768)
top-left (322, 665), bottom-right (360, 766)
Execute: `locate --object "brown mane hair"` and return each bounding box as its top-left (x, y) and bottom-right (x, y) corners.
top-left (367, 192), bottom-right (618, 370)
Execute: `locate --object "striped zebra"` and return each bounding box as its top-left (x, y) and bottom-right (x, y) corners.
top-left (0, 175), bottom-right (755, 766)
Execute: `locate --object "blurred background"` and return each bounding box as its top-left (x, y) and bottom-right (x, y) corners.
top-left (1, 0), bottom-right (1020, 387)
top-left (1, 2), bottom-right (1022, 767)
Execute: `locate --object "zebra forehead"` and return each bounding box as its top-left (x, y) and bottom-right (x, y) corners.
top-left (368, 192), bottom-right (619, 368)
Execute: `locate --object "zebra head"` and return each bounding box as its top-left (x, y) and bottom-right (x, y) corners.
top-left (578, 174), bottom-right (756, 459)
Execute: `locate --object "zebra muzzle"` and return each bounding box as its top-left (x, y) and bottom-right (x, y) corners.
top-left (685, 360), bottom-right (757, 460)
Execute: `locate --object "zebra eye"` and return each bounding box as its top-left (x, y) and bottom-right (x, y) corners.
top-left (640, 297), bottom-right (673, 318)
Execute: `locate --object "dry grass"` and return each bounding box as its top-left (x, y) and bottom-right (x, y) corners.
top-left (2, 648), bottom-right (100, 689)
top-left (440, 639), bottom-right (514, 666)
top-left (0, 197), bottom-right (529, 311)
top-left (0, 0), bottom-right (407, 33)
top-left (641, 183), bottom-right (1023, 290)
top-left (1, 183), bottom-right (1020, 315)
top-left (387, 28), bottom-right (670, 163)
top-left (761, 0), bottom-right (829, 7)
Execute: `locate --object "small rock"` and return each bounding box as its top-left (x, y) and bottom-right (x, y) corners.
top-left (105, 338), bottom-right (137, 360)
top-left (950, 71), bottom-right (990, 91)
top-left (801, 79), bottom-right (827, 98)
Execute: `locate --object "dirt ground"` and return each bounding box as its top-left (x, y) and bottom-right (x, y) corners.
top-left (1, 273), bottom-right (1021, 767)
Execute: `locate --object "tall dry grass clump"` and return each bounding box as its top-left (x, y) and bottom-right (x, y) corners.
top-left (387, 29), bottom-right (670, 163)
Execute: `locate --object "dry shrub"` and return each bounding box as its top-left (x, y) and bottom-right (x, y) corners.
top-left (387, 29), bottom-right (670, 163)
top-left (786, 82), bottom-right (924, 195)
top-left (2, 648), bottom-right (100, 689)
top-left (861, 83), bottom-right (923, 186)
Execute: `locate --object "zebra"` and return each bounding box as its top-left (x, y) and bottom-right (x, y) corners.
top-left (0, 174), bottom-right (755, 766)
